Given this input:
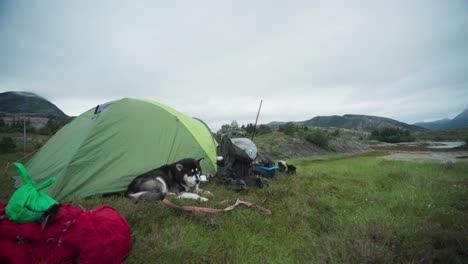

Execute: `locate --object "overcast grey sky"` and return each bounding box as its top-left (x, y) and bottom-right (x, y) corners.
top-left (1, 0), bottom-right (467, 130)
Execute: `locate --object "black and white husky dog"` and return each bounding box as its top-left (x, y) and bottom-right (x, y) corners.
top-left (126, 158), bottom-right (213, 202)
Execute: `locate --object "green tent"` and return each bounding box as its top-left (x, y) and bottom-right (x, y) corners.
top-left (21, 98), bottom-right (217, 201)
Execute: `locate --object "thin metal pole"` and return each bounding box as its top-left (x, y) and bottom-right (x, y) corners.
top-left (251, 100), bottom-right (263, 140)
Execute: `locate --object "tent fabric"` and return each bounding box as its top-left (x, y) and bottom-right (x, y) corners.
top-left (0, 202), bottom-right (132, 264)
top-left (21, 98), bottom-right (217, 201)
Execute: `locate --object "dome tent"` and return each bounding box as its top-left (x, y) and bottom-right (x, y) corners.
top-left (21, 98), bottom-right (217, 201)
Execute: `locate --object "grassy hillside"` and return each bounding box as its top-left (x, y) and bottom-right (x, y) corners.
top-left (253, 132), bottom-right (328, 160)
top-left (1, 152), bottom-right (466, 263)
top-left (253, 131), bottom-right (371, 160)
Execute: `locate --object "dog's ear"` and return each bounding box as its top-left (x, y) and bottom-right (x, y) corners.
top-left (176, 163), bottom-right (184, 172)
top-left (197, 157), bottom-right (204, 164)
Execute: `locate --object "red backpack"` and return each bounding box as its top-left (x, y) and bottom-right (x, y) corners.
top-left (0, 202), bottom-right (132, 264)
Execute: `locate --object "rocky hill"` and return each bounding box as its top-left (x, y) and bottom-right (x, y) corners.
top-left (414, 108), bottom-right (468, 129)
top-left (253, 131), bottom-right (371, 161)
top-left (0, 91), bottom-right (68, 119)
top-left (0, 91), bottom-right (70, 130)
top-left (268, 114), bottom-right (425, 133)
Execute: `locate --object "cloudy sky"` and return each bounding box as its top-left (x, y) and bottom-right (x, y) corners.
top-left (1, 0), bottom-right (467, 131)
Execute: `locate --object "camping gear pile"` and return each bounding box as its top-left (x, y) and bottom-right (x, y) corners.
top-left (217, 131), bottom-right (277, 190)
top-left (0, 163), bottom-right (132, 264)
top-left (0, 97), bottom-right (287, 262)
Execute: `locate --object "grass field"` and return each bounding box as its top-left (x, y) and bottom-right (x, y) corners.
top-left (1, 152), bottom-right (467, 263)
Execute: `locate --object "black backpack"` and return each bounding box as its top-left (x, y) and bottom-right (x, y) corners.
top-left (217, 131), bottom-right (269, 189)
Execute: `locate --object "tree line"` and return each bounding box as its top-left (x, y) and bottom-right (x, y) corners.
top-left (216, 121), bottom-right (333, 148)
top-left (216, 120), bottom-right (419, 146)
top-left (216, 121), bottom-right (273, 137)
top-left (370, 127), bottom-right (415, 143)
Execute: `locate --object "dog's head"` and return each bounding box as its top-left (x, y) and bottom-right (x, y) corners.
top-left (173, 158), bottom-right (204, 190)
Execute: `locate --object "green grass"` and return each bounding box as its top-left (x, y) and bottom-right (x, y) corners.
top-left (0, 152), bottom-right (25, 200)
top-left (0, 132), bottom-right (50, 152)
top-left (1, 152), bottom-right (467, 263)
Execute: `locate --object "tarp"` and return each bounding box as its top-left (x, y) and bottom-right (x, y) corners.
top-left (20, 98), bottom-right (217, 200)
top-left (220, 131), bottom-right (257, 162)
top-left (230, 138), bottom-right (257, 161)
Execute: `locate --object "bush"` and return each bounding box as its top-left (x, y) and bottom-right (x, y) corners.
top-left (278, 122), bottom-right (297, 136)
top-left (217, 121), bottom-right (240, 136)
top-left (371, 128), bottom-right (415, 143)
top-left (256, 124), bottom-right (272, 135)
top-left (332, 129), bottom-right (340, 137)
top-left (305, 129), bottom-right (329, 148)
top-left (0, 118), bottom-right (6, 132)
top-left (245, 123), bottom-right (272, 137)
top-left (37, 127), bottom-right (52, 135)
top-left (0, 137), bottom-right (17, 153)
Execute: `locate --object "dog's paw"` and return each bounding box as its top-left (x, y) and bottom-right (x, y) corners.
top-left (198, 197), bottom-right (209, 203)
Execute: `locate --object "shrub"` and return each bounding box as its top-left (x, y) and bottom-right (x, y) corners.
top-left (217, 121), bottom-right (240, 135)
top-left (279, 122), bottom-right (297, 136)
top-left (37, 127), bottom-right (52, 135)
top-left (256, 124), bottom-right (272, 135)
top-left (246, 123), bottom-right (272, 137)
top-left (305, 129), bottom-right (329, 148)
top-left (0, 137), bottom-right (17, 153)
top-left (332, 129), bottom-right (340, 137)
top-left (0, 118), bottom-right (5, 132)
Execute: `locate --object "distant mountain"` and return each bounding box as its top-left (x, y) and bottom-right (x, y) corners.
top-left (267, 114), bottom-right (426, 132)
top-left (0, 91), bottom-right (68, 119)
top-left (414, 108), bottom-right (468, 129)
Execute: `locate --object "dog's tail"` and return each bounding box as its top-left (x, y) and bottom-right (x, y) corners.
top-left (126, 191), bottom-right (167, 201)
